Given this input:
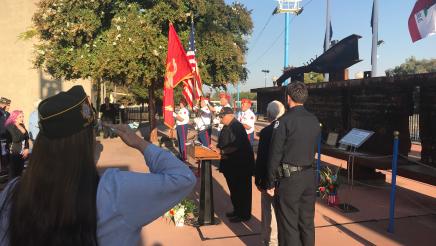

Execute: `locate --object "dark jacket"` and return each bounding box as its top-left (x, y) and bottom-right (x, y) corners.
top-left (217, 118), bottom-right (255, 175)
top-left (6, 124), bottom-right (29, 155)
top-left (267, 105), bottom-right (320, 188)
top-left (99, 103), bottom-right (116, 122)
top-left (255, 121), bottom-right (275, 190)
top-left (0, 109), bottom-right (9, 139)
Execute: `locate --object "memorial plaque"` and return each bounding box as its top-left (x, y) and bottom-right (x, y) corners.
top-left (339, 128), bottom-right (374, 148)
top-left (326, 132), bottom-right (339, 146)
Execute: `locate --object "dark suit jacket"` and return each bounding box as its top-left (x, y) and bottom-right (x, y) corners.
top-left (217, 118), bottom-right (254, 175)
top-left (255, 121), bottom-right (275, 190)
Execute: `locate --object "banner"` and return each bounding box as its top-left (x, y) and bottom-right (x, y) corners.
top-left (408, 0), bottom-right (436, 42)
top-left (163, 23), bottom-right (194, 128)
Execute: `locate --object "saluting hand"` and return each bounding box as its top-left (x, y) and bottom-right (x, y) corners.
top-left (104, 123), bottom-right (149, 152)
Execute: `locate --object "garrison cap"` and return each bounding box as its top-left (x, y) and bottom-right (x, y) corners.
top-left (218, 107), bottom-right (234, 117)
top-left (38, 86), bottom-right (95, 138)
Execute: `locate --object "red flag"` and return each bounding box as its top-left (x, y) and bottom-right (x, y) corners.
top-left (163, 23), bottom-right (194, 128)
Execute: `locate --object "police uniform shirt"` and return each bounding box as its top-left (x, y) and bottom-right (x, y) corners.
top-left (176, 107), bottom-right (190, 125)
top-left (266, 105), bottom-right (320, 188)
top-left (238, 108), bottom-right (256, 134)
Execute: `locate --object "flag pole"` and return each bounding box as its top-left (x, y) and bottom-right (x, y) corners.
top-left (324, 0), bottom-right (331, 82)
top-left (371, 0), bottom-right (379, 77)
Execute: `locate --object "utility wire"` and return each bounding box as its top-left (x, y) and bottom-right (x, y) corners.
top-left (250, 15), bottom-right (296, 66)
top-left (249, 0), bottom-right (317, 66)
top-left (249, 14), bottom-right (274, 51)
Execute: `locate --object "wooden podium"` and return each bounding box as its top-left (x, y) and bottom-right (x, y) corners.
top-left (187, 143), bottom-right (221, 226)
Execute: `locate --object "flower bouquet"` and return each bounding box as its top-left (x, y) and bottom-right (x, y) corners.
top-left (163, 199), bottom-right (197, 227)
top-left (318, 166), bottom-right (340, 206)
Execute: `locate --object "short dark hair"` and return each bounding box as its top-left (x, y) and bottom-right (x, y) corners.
top-left (286, 81), bottom-right (308, 104)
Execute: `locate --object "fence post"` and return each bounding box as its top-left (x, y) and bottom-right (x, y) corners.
top-left (388, 131), bottom-right (400, 233)
top-left (316, 123), bottom-right (322, 186)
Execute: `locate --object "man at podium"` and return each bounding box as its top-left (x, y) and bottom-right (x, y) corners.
top-left (216, 107), bottom-right (254, 223)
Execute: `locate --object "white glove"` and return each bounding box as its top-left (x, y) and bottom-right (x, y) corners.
top-left (173, 112), bottom-right (177, 117)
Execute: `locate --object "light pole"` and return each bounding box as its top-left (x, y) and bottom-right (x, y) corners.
top-left (261, 69), bottom-right (270, 87)
top-left (274, 0), bottom-right (302, 86)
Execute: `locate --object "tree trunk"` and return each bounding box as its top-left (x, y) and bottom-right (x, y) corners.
top-left (148, 81), bottom-right (158, 143)
top-left (96, 79), bottom-right (102, 112)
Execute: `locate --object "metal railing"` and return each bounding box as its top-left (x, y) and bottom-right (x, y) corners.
top-left (119, 107), bottom-right (149, 123)
top-left (409, 114), bottom-right (420, 142)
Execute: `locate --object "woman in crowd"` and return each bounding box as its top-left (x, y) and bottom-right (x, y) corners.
top-left (255, 100), bottom-right (285, 246)
top-left (4, 110), bottom-right (29, 178)
top-left (0, 86), bottom-right (196, 246)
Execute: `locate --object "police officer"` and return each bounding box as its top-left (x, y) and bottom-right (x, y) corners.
top-left (266, 82), bottom-right (320, 246)
top-left (238, 98), bottom-right (256, 146)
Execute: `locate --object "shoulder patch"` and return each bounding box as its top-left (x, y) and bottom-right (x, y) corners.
top-left (274, 121), bottom-right (280, 129)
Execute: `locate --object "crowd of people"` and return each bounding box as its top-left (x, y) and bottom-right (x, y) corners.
top-left (0, 81), bottom-right (320, 246)
top-left (171, 82), bottom-right (320, 245)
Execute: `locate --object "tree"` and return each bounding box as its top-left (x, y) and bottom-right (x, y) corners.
top-left (231, 92), bottom-right (256, 100)
top-left (385, 56), bottom-right (436, 77)
top-left (26, 0), bottom-right (253, 142)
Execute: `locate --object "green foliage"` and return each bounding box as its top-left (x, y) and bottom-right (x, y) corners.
top-left (304, 72), bottom-right (324, 83)
top-left (231, 91), bottom-right (256, 100)
top-left (129, 82), bottom-right (149, 103)
top-left (385, 56), bottom-right (436, 77)
top-left (29, 0), bottom-right (253, 89)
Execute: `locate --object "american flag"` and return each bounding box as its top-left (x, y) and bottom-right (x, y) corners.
top-left (183, 19), bottom-right (202, 107)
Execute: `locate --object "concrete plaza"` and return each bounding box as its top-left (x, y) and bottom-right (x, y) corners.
top-left (95, 124), bottom-right (436, 246)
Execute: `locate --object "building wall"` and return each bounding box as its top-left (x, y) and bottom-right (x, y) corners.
top-left (0, 0), bottom-right (92, 127)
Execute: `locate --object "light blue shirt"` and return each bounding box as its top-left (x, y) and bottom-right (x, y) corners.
top-left (28, 110), bottom-right (39, 140)
top-left (0, 144), bottom-right (196, 246)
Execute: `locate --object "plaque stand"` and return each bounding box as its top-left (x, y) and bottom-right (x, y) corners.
top-left (337, 146), bottom-right (359, 213)
top-left (197, 159), bottom-right (221, 226)
top-left (186, 143), bottom-right (221, 226)
top-left (336, 128), bottom-right (374, 213)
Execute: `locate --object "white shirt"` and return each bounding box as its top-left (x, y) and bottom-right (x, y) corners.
top-left (176, 107), bottom-right (190, 125)
top-left (194, 107), bottom-right (211, 131)
top-left (238, 108), bottom-right (256, 134)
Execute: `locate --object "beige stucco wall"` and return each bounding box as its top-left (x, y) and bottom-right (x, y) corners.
top-left (0, 0), bottom-right (93, 127)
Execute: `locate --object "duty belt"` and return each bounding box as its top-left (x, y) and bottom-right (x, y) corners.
top-left (276, 163), bottom-right (311, 178)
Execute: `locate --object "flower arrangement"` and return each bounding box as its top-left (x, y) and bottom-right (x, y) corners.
top-left (163, 199), bottom-right (197, 227)
top-left (318, 166), bottom-right (340, 206)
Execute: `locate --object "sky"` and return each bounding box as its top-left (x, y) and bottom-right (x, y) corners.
top-left (220, 0), bottom-right (436, 93)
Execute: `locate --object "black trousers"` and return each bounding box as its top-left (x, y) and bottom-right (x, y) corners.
top-left (275, 169), bottom-right (316, 246)
top-left (224, 171), bottom-right (252, 219)
top-left (9, 153), bottom-right (24, 179)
